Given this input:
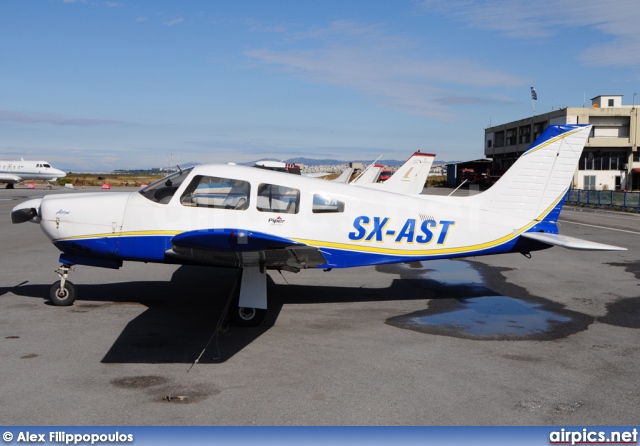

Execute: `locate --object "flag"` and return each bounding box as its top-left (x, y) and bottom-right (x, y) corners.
top-left (530, 86), bottom-right (537, 101)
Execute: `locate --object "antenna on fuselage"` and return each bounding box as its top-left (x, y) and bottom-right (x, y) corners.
top-left (448, 179), bottom-right (468, 196)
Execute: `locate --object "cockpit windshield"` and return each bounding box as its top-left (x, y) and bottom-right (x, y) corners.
top-left (138, 167), bottom-right (194, 204)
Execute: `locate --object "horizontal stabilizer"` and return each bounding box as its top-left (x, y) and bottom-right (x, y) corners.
top-left (520, 232), bottom-right (627, 251)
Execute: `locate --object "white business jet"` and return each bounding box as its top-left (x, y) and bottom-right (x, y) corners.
top-left (11, 125), bottom-right (624, 327)
top-left (0, 159), bottom-right (66, 189)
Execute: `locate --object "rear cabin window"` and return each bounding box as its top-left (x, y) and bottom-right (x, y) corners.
top-left (312, 193), bottom-right (345, 213)
top-left (257, 183), bottom-right (300, 214)
top-left (180, 175), bottom-right (250, 210)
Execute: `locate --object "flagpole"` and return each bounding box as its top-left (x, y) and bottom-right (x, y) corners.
top-left (530, 86), bottom-right (537, 117)
top-left (532, 97), bottom-right (535, 116)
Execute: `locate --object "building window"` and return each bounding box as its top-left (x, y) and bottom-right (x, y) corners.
top-left (579, 152), bottom-right (626, 171)
top-left (608, 99), bottom-right (614, 107)
top-left (584, 175), bottom-right (596, 190)
top-left (487, 140), bottom-right (492, 148)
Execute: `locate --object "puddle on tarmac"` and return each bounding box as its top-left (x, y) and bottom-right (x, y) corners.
top-left (410, 296), bottom-right (571, 337)
top-left (386, 259), bottom-right (590, 340)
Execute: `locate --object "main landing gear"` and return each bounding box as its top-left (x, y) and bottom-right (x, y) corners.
top-left (230, 298), bottom-right (266, 327)
top-left (49, 264), bottom-right (77, 306)
top-left (228, 266), bottom-right (267, 327)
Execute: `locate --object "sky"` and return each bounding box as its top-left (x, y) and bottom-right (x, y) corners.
top-left (2, 0), bottom-right (640, 172)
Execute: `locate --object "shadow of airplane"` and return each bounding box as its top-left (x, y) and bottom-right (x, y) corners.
top-left (2, 263), bottom-right (451, 364)
top-left (4, 258), bottom-right (593, 362)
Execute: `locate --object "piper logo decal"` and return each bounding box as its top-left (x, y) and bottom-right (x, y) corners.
top-left (348, 216), bottom-right (455, 245)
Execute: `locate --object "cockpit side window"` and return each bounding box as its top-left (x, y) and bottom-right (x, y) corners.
top-left (180, 175), bottom-right (250, 210)
top-left (257, 183), bottom-right (300, 214)
top-left (138, 167), bottom-right (193, 204)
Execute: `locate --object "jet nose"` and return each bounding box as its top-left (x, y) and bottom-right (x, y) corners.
top-left (11, 198), bottom-right (43, 224)
top-left (55, 169), bottom-right (66, 178)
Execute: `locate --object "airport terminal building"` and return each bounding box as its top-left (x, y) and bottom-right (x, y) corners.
top-left (484, 95), bottom-right (640, 191)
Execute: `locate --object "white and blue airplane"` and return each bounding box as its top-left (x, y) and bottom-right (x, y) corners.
top-left (0, 159), bottom-right (66, 189)
top-left (11, 125), bottom-right (624, 326)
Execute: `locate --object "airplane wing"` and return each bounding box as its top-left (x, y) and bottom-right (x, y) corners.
top-left (304, 172), bottom-right (332, 179)
top-left (520, 232), bottom-right (627, 251)
top-left (0, 173), bottom-right (23, 184)
top-left (165, 228), bottom-right (327, 271)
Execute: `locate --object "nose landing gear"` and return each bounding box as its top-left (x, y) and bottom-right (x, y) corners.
top-left (49, 265), bottom-right (77, 306)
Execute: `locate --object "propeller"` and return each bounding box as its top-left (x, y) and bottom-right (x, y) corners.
top-left (11, 207), bottom-right (38, 224)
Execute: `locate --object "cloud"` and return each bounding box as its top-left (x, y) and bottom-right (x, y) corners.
top-left (418, 0), bottom-right (640, 67)
top-left (164, 18), bottom-right (184, 27)
top-left (0, 110), bottom-right (125, 126)
top-left (244, 20), bottom-right (525, 119)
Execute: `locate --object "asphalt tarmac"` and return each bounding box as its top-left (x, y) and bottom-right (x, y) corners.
top-left (1, 185), bottom-right (639, 425)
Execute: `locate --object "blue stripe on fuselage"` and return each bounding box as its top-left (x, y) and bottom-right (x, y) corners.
top-left (54, 227), bottom-right (547, 270)
top-left (54, 234), bottom-right (173, 263)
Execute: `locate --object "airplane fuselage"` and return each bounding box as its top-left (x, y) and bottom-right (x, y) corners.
top-left (31, 164), bottom-right (549, 271)
top-left (0, 160), bottom-right (66, 186)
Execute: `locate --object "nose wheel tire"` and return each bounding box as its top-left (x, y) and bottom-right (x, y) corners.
top-left (49, 280), bottom-right (77, 306)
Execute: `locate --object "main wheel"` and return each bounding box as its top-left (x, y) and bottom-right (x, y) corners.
top-left (49, 280), bottom-right (77, 306)
top-left (229, 296), bottom-right (266, 327)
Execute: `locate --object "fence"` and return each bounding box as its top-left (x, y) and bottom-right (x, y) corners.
top-left (565, 189), bottom-right (640, 210)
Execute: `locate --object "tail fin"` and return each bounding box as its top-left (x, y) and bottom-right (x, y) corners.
top-left (352, 163), bottom-right (383, 185)
top-left (332, 167), bottom-right (354, 183)
top-left (475, 124), bottom-right (591, 221)
top-left (360, 151), bottom-right (436, 195)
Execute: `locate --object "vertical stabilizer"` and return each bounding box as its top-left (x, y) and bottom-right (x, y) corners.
top-left (352, 163), bottom-right (383, 185)
top-left (359, 151), bottom-right (436, 195)
top-left (475, 124), bottom-right (591, 221)
top-left (333, 167), bottom-right (354, 183)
